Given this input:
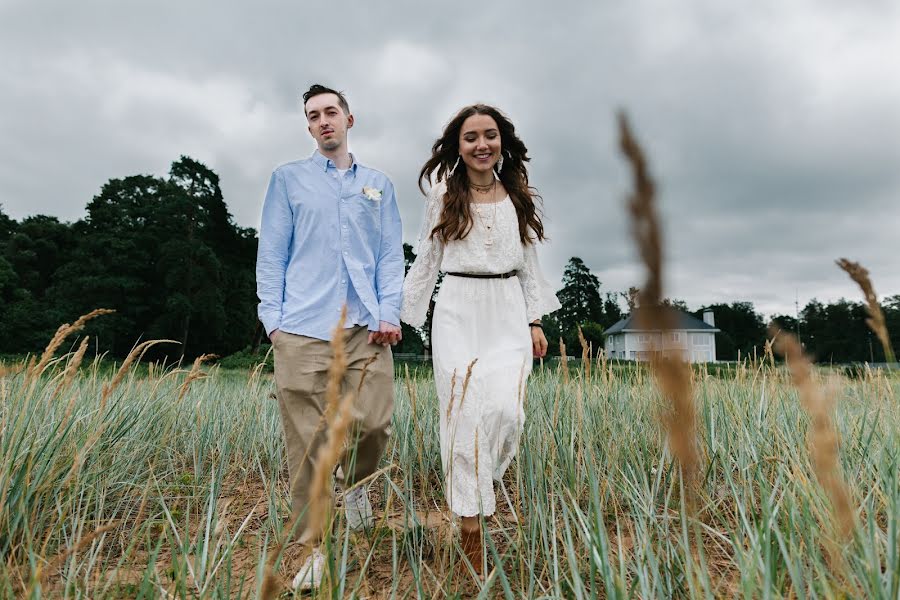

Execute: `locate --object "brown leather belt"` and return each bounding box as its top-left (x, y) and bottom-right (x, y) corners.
top-left (445, 270), bottom-right (518, 279)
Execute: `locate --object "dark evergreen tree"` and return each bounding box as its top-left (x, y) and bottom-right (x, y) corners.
top-left (50, 175), bottom-right (164, 356)
top-left (0, 205), bottom-right (14, 244)
top-left (881, 295), bottom-right (900, 362)
top-left (601, 292), bottom-right (623, 329)
top-left (1, 215), bottom-right (73, 351)
top-left (555, 257), bottom-right (603, 353)
top-left (692, 302), bottom-right (766, 361)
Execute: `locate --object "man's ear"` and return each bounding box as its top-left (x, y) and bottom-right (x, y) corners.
top-left (307, 123), bottom-right (313, 136)
top-left (346, 114), bottom-right (354, 130)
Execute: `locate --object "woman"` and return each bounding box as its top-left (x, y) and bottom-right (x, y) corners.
top-left (400, 104), bottom-right (560, 574)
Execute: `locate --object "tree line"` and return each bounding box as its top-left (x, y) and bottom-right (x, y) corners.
top-left (0, 157), bottom-right (257, 360)
top-left (531, 256), bottom-right (900, 363)
top-left (1, 157), bottom-right (896, 363)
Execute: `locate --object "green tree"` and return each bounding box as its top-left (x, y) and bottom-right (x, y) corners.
top-left (800, 298), bottom-right (873, 363)
top-left (0, 205), bottom-right (14, 245)
top-left (50, 175), bottom-right (164, 356)
top-left (1, 215), bottom-right (72, 351)
top-left (770, 314), bottom-right (799, 338)
top-left (48, 157), bottom-right (258, 360)
top-left (882, 295), bottom-right (900, 362)
top-left (5, 216), bottom-right (73, 298)
top-left (555, 257), bottom-right (604, 353)
top-left (693, 302), bottom-right (766, 361)
top-left (0, 256), bottom-right (16, 302)
top-left (579, 322), bottom-right (605, 356)
top-left (154, 158), bottom-right (229, 358)
top-left (663, 298), bottom-right (690, 313)
top-left (601, 292), bottom-right (623, 329)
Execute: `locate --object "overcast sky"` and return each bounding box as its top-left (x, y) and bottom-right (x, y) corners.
top-left (2, 0), bottom-right (898, 317)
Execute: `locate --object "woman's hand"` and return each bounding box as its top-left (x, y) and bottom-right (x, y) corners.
top-left (531, 323), bottom-right (548, 358)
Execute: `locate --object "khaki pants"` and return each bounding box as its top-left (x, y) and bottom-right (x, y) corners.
top-left (273, 326), bottom-right (394, 545)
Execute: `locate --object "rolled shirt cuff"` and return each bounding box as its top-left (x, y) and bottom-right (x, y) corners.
top-left (377, 304), bottom-right (401, 328)
top-left (259, 313), bottom-right (282, 337)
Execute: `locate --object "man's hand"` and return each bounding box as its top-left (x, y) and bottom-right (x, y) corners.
top-left (369, 321), bottom-right (402, 346)
top-left (269, 329), bottom-right (280, 343)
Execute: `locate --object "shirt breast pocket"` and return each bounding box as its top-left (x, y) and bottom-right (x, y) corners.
top-left (349, 193), bottom-right (381, 242)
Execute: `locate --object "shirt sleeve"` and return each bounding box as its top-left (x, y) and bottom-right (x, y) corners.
top-left (255, 170), bottom-right (293, 336)
top-left (400, 183), bottom-right (445, 328)
top-left (518, 235), bottom-right (561, 323)
top-left (375, 179), bottom-right (404, 328)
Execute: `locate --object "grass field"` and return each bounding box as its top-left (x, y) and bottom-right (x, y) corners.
top-left (2, 345), bottom-right (899, 599)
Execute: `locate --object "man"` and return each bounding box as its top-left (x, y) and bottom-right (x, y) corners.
top-left (256, 84), bottom-right (403, 591)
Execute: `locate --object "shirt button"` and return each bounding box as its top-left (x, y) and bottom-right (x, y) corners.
top-left (343, 251), bottom-right (348, 255)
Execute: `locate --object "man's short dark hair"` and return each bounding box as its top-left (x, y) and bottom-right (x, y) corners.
top-left (302, 84), bottom-right (350, 115)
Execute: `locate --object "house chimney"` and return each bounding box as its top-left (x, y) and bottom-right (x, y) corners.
top-left (703, 309), bottom-right (715, 327)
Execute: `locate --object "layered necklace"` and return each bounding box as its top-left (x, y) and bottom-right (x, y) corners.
top-left (470, 179), bottom-right (498, 248)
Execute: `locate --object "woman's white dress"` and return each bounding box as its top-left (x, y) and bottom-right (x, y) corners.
top-left (400, 181), bottom-right (560, 517)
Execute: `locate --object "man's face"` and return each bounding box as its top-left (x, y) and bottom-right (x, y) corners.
top-left (305, 93), bottom-right (353, 152)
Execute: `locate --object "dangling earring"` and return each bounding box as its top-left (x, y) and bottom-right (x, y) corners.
top-left (496, 153), bottom-right (504, 174)
top-left (449, 156), bottom-right (461, 177)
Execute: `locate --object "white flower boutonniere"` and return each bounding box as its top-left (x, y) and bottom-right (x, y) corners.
top-left (362, 186), bottom-right (382, 201)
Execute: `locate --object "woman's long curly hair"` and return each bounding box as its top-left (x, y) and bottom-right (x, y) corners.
top-left (418, 104), bottom-right (545, 245)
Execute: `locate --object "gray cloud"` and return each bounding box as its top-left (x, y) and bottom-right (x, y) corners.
top-left (2, 0), bottom-right (898, 317)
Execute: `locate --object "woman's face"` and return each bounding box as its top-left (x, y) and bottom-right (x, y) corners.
top-left (458, 113), bottom-right (501, 176)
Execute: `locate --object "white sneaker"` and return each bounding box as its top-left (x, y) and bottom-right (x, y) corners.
top-left (344, 486), bottom-right (374, 531)
top-left (291, 547), bottom-right (325, 592)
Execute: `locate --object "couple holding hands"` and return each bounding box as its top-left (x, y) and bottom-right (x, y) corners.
top-left (256, 83), bottom-right (559, 590)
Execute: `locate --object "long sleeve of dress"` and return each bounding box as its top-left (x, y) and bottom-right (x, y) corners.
top-left (518, 237), bottom-right (561, 323)
top-left (400, 184), bottom-right (445, 327)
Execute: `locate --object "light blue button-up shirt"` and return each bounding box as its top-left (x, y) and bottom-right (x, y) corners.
top-left (256, 151), bottom-right (404, 341)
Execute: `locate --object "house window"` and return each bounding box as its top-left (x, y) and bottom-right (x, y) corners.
top-left (669, 332), bottom-right (681, 343)
top-left (692, 334), bottom-right (708, 346)
top-left (638, 334), bottom-right (650, 343)
top-left (629, 351), bottom-right (636, 360)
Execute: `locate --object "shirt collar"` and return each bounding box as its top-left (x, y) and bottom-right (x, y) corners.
top-left (311, 149), bottom-right (359, 173)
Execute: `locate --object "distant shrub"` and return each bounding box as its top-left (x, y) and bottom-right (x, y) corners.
top-left (217, 345), bottom-right (273, 372)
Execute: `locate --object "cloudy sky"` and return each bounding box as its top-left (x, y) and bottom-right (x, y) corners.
top-left (2, 0), bottom-right (898, 317)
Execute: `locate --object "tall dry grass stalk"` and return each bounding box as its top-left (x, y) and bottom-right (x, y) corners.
top-left (577, 326), bottom-right (591, 380)
top-left (50, 337), bottom-right (90, 398)
top-left (27, 309), bottom-right (115, 382)
top-left (618, 112), bottom-right (699, 503)
top-left (178, 353), bottom-right (218, 402)
top-left (836, 258), bottom-right (896, 363)
top-left (445, 368), bottom-right (459, 419)
top-left (769, 325), bottom-right (856, 541)
top-left (0, 361), bottom-right (25, 378)
top-left (597, 344), bottom-right (609, 384)
top-left (455, 358), bottom-right (478, 417)
top-left (101, 340), bottom-right (174, 406)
